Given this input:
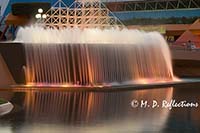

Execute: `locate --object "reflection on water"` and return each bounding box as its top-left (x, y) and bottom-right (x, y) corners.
top-left (23, 88), bottom-right (172, 125)
top-left (0, 87), bottom-right (200, 132)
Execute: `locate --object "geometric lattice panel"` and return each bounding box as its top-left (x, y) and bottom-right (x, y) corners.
top-left (41, 0), bottom-right (124, 29)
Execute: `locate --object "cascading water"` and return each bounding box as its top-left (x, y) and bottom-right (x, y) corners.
top-left (15, 26), bottom-right (174, 86)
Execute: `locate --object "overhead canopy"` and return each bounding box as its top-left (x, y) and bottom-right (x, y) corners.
top-left (5, 13), bottom-right (29, 26)
top-left (5, 2), bottom-right (51, 26)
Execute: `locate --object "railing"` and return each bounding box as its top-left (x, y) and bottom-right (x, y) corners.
top-left (113, 8), bottom-right (200, 20)
top-left (105, 0), bottom-right (200, 12)
top-left (170, 42), bottom-right (200, 51)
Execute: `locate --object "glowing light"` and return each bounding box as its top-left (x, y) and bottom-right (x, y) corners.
top-left (35, 14), bottom-right (41, 19)
top-left (42, 14), bottom-right (47, 19)
top-left (173, 76), bottom-right (181, 82)
top-left (134, 78), bottom-right (176, 84)
top-left (136, 79), bottom-right (149, 84)
top-left (25, 82), bottom-right (108, 88)
top-left (38, 8), bottom-right (43, 13)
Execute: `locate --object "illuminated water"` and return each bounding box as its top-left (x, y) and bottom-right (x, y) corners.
top-left (15, 26), bottom-right (173, 85)
top-left (0, 85), bottom-right (200, 133)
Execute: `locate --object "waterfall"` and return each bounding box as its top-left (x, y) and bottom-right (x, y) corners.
top-left (15, 26), bottom-right (173, 85)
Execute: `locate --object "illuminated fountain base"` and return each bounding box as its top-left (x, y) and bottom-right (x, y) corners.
top-left (10, 26), bottom-right (200, 91)
top-left (8, 78), bottom-right (200, 92)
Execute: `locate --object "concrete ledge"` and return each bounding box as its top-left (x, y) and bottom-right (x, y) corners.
top-left (172, 49), bottom-right (200, 61)
top-left (0, 54), bottom-right (15, 86)
top-left (0, 78), bottom-right (198, 92)
top-left (0, 102), bottom-right (13, 116)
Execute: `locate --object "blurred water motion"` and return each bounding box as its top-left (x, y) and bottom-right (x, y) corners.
top-left (15, 27), bottom-right (174, 85)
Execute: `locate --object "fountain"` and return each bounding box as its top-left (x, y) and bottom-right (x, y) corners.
top-left (1, 1), bottom-right (200, 132)
top-left (14, 0), bottom-right (174, 87)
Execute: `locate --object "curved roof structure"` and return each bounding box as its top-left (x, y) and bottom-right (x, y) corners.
top-left (1, 0), bottom-right (74, 17)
